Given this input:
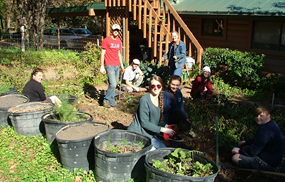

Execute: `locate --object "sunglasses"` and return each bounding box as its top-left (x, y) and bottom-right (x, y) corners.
top-left (112, 29), bottom-right (120, 32)
top-left (151, 84), bottom-right (162, 89)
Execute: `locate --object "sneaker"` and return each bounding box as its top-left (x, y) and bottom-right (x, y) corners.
top-left (103, 101), bottom-right (111, 108)
top-left (169, 135), bottom-right (183, 142)
top-left (111, 104), bottom-right (121, 108)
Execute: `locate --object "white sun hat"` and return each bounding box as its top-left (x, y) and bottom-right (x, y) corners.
top-left (112, 24), bottom-right (121, 30)
top-left (202, 66), bottom-right (211, 73)
top-left (133, 59), bottom-right (140, 65)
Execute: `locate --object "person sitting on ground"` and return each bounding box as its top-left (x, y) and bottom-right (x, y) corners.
top-left (231, 106), bottom-right (284, 171)
top-left (22, 68), bottom-right (61, 106)
top-left (190, 66), bottom-right (219, 103)
top-left (121, 59), bottom-right (144, 92)
top-left (128, 75), bottom-right (177, 151)
top-left (163, 75), bottom-right (194, 142)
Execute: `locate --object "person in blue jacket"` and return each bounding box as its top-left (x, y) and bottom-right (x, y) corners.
top-left (163, 75), bottom-right (192, 142)
top-left (162, 31), bottom-right (186, 76)
top-left (232, 106), bottom-right (284, 171)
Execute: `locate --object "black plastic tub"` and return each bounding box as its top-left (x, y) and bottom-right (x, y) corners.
top-left (0, 87), bottom-right (18, 96)
top-left (93, 129), bottom-right (152, 182)
top-left (145, 148), bottom-right (219, 182)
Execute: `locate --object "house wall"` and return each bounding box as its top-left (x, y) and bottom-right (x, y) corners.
top-left (181, 15), bottom-right (285, 76)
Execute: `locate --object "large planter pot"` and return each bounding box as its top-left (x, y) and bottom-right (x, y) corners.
top-left (42, 112), bottom-right (93, 145)
top-left (145, 148), bottom-right (219, 182)
top-left (0, 94), bottom-right (29, 128)
top-left (8, 102), bottom-right (54, 136)
top-left (55, 122), bottom-right (109, 172)
top-left (94, 129), bottom-right (152, 182)
top-left (0, 87), bottom-right (18, 96)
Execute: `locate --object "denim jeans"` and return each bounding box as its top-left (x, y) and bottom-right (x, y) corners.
top-left (170, 64), bottom-right (183, 76)
top-left (104, 65), bottom-right (119, 106)
top-left (150, 136), bottom-right (166, 151)
top-left (238, 155), bottom-right (278, 171)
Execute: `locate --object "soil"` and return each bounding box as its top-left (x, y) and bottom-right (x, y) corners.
top-left (76, 82), bottom-right (285, 182)
top-left (98, 142), bottom-right (142, 153)
top-left (7, 102), bottom-right (53, 113)
top-left (56, 122), bottom-right (109, 140)
top-left (0, 95), bottom-right (28, 108)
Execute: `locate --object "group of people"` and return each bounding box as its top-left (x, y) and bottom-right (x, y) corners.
top-left (22, 24), bottom-right (284, 173)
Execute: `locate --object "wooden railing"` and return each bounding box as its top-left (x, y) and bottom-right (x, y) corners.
top-left (105, 0), bottom-right (203, 69)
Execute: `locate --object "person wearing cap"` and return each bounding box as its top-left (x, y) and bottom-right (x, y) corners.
top-left (100, 24), bottom-right (125, 108)
top-left (121, 59), bottom-right (144, 93)
top-left (162, 31), bottom-right (186, 76)
top-left (190, 66), bottom-right (219, 103)
top-left (231, 106), bottom-right (284, 171)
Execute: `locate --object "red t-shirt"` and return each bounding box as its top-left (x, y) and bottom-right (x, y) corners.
top-left (101, 36), bottom-right (122, 66)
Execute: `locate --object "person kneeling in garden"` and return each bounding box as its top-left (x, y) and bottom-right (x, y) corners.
top-left (163, 75), bottom-right (195, 142)
top-left (121, 59), bottom-right (144, 92)
top-left (190, 66), bottom-right (219, 103)
top-left (231, 106), bottom-right (284, 171)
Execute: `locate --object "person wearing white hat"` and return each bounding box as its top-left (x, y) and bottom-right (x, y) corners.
top-left (121, 59), bottom-right (144, 92)
top-left (190, 66), bottom-right (219, 103)
top-left (100, 24), bottom-right (125, 108)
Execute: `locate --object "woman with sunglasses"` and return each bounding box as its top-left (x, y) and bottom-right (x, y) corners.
top-left (128, 75), bottom-right (176, 150)
top-left (163, 75), bottom-right (192, 142)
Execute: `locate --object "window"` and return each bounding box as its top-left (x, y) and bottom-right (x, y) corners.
top-left (202, 19), bottom-right (224, 36)
top-left (252, 21), bottom-right (285, 51)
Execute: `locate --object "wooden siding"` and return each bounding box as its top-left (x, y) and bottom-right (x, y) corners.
top-left (180, 15), bottom-right (285, 76)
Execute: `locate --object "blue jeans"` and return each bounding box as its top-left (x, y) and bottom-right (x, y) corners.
top-left (104, 65), bottom-right (119, 106)
top-left (150, 136), bottom-right (166, 151)
top-left (170, 64), bottom-right (183, 76)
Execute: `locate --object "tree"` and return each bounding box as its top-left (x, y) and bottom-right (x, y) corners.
top-left (16, 0), bottom-right (48, 49)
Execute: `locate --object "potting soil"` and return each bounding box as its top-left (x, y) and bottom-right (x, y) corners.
top-left (56, 123), bottom-right (108, 140)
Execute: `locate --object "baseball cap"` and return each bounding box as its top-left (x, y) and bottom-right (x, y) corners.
top-left (202, 66), bottom-right (211, 73)
top-left (133, 59), bottom-right (140, 65)
top-left (112, 24), bottom-right (121, 31)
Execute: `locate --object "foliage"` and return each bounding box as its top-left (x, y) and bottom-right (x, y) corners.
top-left (202, 47), bottom-right (264, 88)
top-left (139, 61), bottom-right (170, 87)
top-left (52, 97), bottom-right (89, 122)
top-left (0, 126), bottom-right (96, 181)
top-left (189, 63), bottom-right (200, 80)
top-left (0, 83), bottom-right (13, 94)
top-left (78, 42), bottom-right (107, 85)
top-left (152, 148), bottom-right (213, 177)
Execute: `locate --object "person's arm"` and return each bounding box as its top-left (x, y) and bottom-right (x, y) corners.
top-left (178, 91), bottom-right (188, 120)
top-left (125, 80), bottom-right (135, 88)
top-left (239, 128), bottom-right (270, 156)
top-left (38, 83), bottom-right (46, 101)
top-left (163, 91), bottom-right (173, 124)
top-left (206, 81), bottom-right (214, 94)
top-left (196, 76), bottom-right (204, 94)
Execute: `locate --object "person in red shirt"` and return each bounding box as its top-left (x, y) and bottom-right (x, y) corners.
top-left (190, 66), bottom-right (219, 103)
top-left (100, 24), bottom-right (125, 108)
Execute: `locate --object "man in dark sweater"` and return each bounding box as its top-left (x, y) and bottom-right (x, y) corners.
top-left (232, 106), bottom-right (284, 171)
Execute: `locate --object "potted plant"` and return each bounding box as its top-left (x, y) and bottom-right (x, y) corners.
top-left (55, 122), bottom-right (109, 172)
top-left (8, 102), bottom-right (54, 136)
top-left (42, 97), bottom-right (92, 145)
top-left (0, 94), bottom-right (29, 127)
top-left (93, 129), bottom-right (152, 182)
top-left (144, 148), bottom-right (219, 182)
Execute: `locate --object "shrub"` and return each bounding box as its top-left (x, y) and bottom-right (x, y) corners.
top-left (203, 48), bottom-right (265, 88)
top-left (139, 61), bottom-right (170, 87)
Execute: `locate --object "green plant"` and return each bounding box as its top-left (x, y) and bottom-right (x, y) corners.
top-left (52, 97), bottom-right (89, 122)
top-left (101, 136), bottom-right (143, 153)
top-left (0, 83), bottom-right (13, 93)
top-left (152, 148), bottom-right (213, 177)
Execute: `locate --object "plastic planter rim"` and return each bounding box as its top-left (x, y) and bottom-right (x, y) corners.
top-left (42, 111), bottom-right (93, 125)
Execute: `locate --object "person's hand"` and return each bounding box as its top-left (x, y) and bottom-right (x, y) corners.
top-left (161, 57), bottom-right (165, 62)
top-left (100, 66), bottom-right (106, 74)
top-left (133, 86), bottom-right (140, 92)
top-left (120, 65), bottom-right (125, 73)
top-left (238, 141), bottom-right (246, 148)
top-left (232, 147), bottom-right (240, 154)
top-left (173, 56), bottom-right (178, 60)
top-left (161, 127), bottom-right (176, 136)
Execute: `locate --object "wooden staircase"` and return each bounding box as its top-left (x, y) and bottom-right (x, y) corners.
top-left (105, 0), bottom-right (203, 69)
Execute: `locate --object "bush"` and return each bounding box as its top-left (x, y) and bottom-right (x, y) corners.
top-left (139, 61), bottom-right (170, 87)
top-left (203, 48), bottom-right (265, 88)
